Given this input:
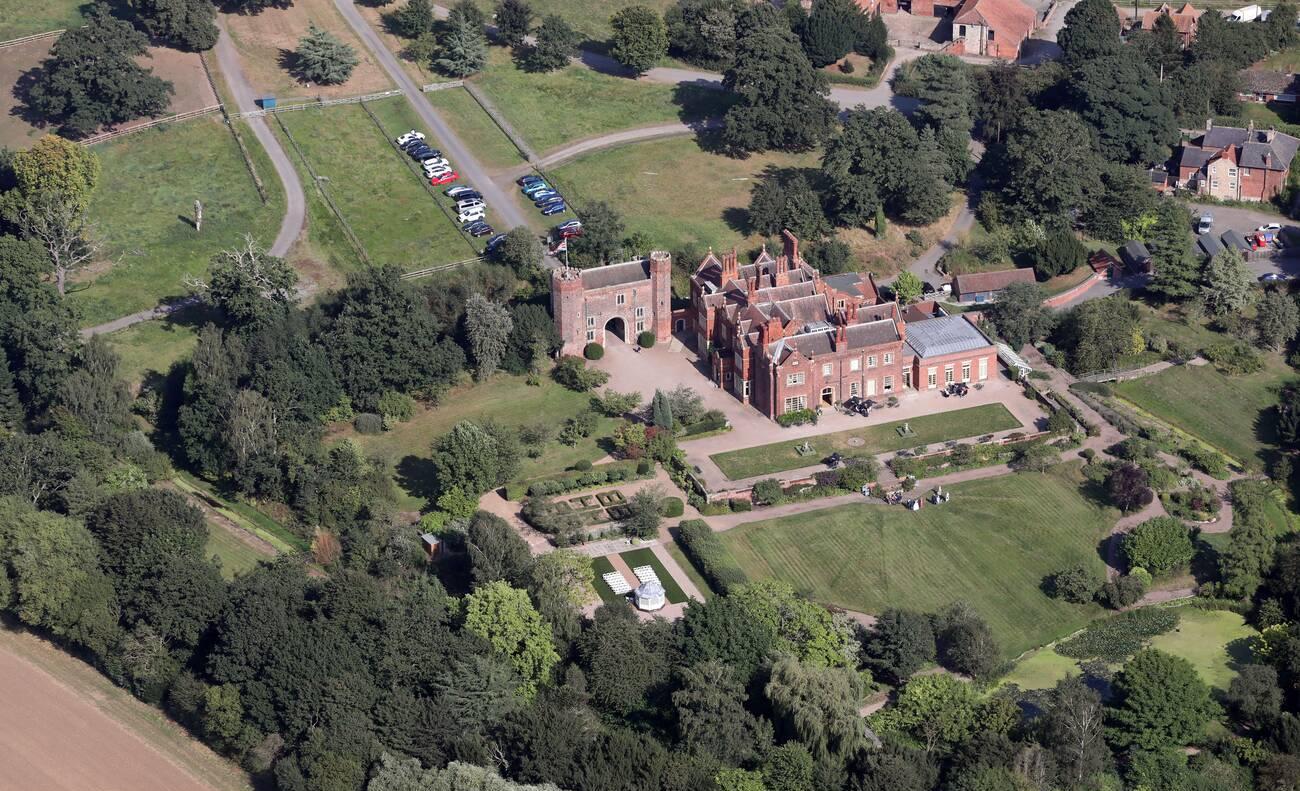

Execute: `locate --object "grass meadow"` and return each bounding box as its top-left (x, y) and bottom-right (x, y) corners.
top-left (75, 118), bottom-right (285, 326)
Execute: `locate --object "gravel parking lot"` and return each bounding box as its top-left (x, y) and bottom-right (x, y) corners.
top-left (1187, 201), bottom-right (1300, 278)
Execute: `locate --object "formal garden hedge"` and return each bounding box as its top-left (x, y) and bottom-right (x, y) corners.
top-left (506, 460), bottom-right (648, 500)
top-left (677, 519), bottom-right (749, 594)
top-left (1055, 608), bottom-right (1180, 662)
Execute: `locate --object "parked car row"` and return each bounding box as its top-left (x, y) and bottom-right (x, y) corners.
top-left (518, 175), bottom-right (568, 216)
top-left (396, 130), bottom-right (496, 239)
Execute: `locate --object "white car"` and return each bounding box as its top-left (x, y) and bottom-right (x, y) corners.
top-left (456, 198), bottom-right (485, 211)
top-left (395, 130), bottom-right (425, 145)
top-left (1258, 222), bottom-right (1283, 233)
top-left (422, 160), bottom-right (451, 174)
top-left (426, 165), bottom-right (454, 178)
top-left (458, 208), bottom-right (486, 223)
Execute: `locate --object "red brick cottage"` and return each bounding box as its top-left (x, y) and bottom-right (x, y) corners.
top-left (1171, 119), bottom-right (1300, 202)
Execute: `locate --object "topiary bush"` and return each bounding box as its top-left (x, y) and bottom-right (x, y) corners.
top-left (637, 331), bottom-right (656, 348)
top-left (354, 413), bottom-right (384, 434)
top-left (572, 459), bottom-right (593, 471)
top-left (584, 342), bottom-right (605, 360)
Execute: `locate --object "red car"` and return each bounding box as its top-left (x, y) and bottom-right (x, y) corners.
top-left (430, 171), bottom-right (459, 185)
top-left (559, 227), bottom-right (584, 239)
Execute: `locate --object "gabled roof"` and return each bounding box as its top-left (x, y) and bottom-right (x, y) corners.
top-left (1239, 69), bottom-right (1300, 96)
top-left (953, 0), bottom-right (1036, 33)
top-left (580, 259), bottom-right (651, 290)
top-left (1141, 1), bottom-right (1201, 34)
top-left (1222, 229), bottom-right (1252, 251)
top-left (1197, 233), bottom-right (1225, 259)
top-left (1120, 240), bottom-right (1151, 264)
top-left (951, 268), bottom-right (1036, 295)
top-left (1197, 124), bottom-right (1300, 171)
top-left (904, 315), bottom-right (993, 359)
top-left (845, 318), bottom-right (901, 349)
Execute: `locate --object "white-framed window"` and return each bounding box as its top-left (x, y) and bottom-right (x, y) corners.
top-left (961, 362), bottom-right (971, 382)
top-left (903, 369), bottom-right (912, 388)
top-left (786, 372), bottom-right (805, 386)
top-left (1243, 168), bottom-right (1252, 176)
top-left (587, 316), bottom-right (595, 327)
top-left (883, 376), bottom-right (894, 393)
top-left (822, 363), bottom-right (833, 376)
top-left (836, 299), bottom-right (846, 309)
top-left (636, 320), bottom-right (645, 333)
top-left (850, 381), bottom-right (860, 396)
top-left (743, 380), bottom-right (751, 398)
top-left (586, 330), bottom-right (595, 341)
top-left (926, 368), bottom-right (937, 388)
top-left (944, 365), bottom-right (955, 384)
top-left (883, 352), bottom-right (892, 365)
top-left (1211, 178), bottom-right (1219, 188)
top-left (616, 293), bottom-right (626, 305)
top-left (978, 357), bottom-right (988, 380)
top-left (1229, 168), bottom-right (1238, 176)
top-left (784, 395), bottom-right (807, 413)
top-left (850, 358), bottom-right (861, 372)
top-left (635, 306), bottom-right (645, 317)
top-left (867, 355), bottom-right (877, 368)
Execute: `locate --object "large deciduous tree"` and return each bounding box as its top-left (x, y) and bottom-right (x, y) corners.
top-left (526, 15), bottom-right (581, 72)
top-left (1108, 648), bottom-right (1218, 749)
top-left (11, 135), bottom-right (100, 210)
top-left (673, 659), bottom-right (770, 764)
top-left (1058, 0), bottom-right (1122, 63)
top-left (665, 0), bottom-right (742, 69)
top-left (430, 420), bottom-right (519, 495)
top-left (26, 3), bottom-right (174, 138)
top-left (1123, 516), bottom-right (1194, 573)
top-left (1043, 675), bottom-right (1110, 786)
top-left (1070, 53), bottom-right (1178, 166)
top-left (721, 8), bottom-right (835, 154)
top-left (993, 109), bottom-right (1103, 223)
top-left (463, 581), bottom-right (559, 699)
top-left (765, 656), bottom-right (869, 761)
top-left (1255, 291), bottom-right (1300, 350)
top-left (197, 235), bottom-right (297, 329)
top-left (747, 172), bottom-right (830, 240)
top-left (130, 0), bottom-right (219, 51)
top-left (609, 6), bottom-right (668, 75)
top-left (984, 281), bottom-right (1053, 349)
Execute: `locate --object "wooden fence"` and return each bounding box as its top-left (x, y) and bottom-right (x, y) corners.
top-left (0, 29), bottom-right (63, 49)
top-left (80, 104), bottom-right (224, 146)
top-left (229, 89), bottom-right (405, 119)
top-left (401, 257), bottom-right (485, 279)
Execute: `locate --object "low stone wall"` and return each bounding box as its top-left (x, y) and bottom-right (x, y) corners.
top-left (1042, 271), bottom-right (1103, 308)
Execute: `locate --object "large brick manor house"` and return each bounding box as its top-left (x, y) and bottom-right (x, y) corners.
top-left (552, 232), bottom-right (998, 420)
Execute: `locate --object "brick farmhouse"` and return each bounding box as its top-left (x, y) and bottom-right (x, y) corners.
top-left (1169, 119), bottom-right (1300, 202)
top-left (1140, 2), bottom-right (1201, 47)
top-left (553, 232), bottom-right (1000, 421)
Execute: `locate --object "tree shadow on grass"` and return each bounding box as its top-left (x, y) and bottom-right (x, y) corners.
top-left (1226, 635), bottom-right (1260, 672)
top-left (395, 454), bottom-right (440, 505)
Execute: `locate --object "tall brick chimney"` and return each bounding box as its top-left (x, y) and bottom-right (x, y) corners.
top-left (721, 247), bottom-right (739, 282)
top-left (648, 251), bottom-right (672, 345)
top-left (782, 229), bottom-right (800, 265)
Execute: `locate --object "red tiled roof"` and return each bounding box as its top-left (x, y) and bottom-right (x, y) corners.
top-left (952, 268), bottom-right (1036, 295)
top-left (1141, 1), bottom-right (1200, 36)
top-left (953, 0), bottom-right (1036, 36)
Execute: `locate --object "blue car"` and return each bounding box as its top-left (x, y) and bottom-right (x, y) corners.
top-left (484, 233), bottom-right (507, 252)
top-left (540, 202), bottom-right (567, 216)
top-left (522, 183), bottom-right (552, 197)
top-left (518, 175), bottom-right (545, 186)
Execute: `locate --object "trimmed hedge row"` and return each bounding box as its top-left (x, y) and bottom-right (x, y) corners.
top-left (505, 460), bottom-right (646, 501)
top-left (677, 519), bottom-right (749, 594)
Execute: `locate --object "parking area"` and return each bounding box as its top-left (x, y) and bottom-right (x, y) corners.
top-left (1187, 201), bottom-right (1300, 279)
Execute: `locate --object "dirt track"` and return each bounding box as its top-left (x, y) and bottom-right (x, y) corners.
top-left (0, 628), bottom-right (250, 791)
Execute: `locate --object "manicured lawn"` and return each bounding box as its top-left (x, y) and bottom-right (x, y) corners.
top-left (424, 86), bottom-right (526, 171)
top-left (619, 547), bottom-right (688, 604)
top-left (709, 403), bottom-right (1023, 480)
top-left (1147, 607), bottom-right (1256, 692)
top-left (1113, 355), bottom-right (1296, 465)
top-left (998, 646), bottom-right (1082, 690)
top-left (550, 136), bottom-right (820, 254)
top-left (205, 524), bottom-right (271, 580)
top-left (336, 374), bottom-right (618, 510)
top-left (474, 49), bottom-right (734, 153)
top-left (0, 0), bottom-right (84, 39)
top-left (1135, 303), bottom-right (1228, 354)
top-left (103, 316), bottom-right (204, 387)
top-left (590, 555), bottom-right (624, 605)
top-left (74, 118), bottom-right (285, 326)
top-left (276, 100), bottom-right (478, 271)
top-left (719, 464), bottom-right (1114, 658)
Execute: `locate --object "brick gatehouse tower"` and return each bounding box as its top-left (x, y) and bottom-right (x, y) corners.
top-left (551, 251), bottom-right (673, 355)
